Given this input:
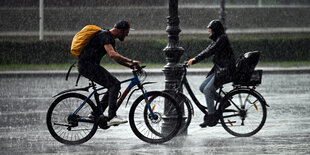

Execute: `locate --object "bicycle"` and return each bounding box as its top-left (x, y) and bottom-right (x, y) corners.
top-left (167, 62), bottom-right (269, 137)
top-left (46, 66), bottom-right (182, 144)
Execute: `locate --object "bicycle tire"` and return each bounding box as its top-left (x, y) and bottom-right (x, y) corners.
top-left (175, 93), bottom-right (193, 134)
top-left (163, 91), bottom-right (193, 135)
top-left (129, 91), bottom-right (182, 144)
top-left (46, 93), bottom-right (99, 145)
top-left (142, 93), bottom-right (193, 136)
top-left (219, 89), bottom-right (267, 137)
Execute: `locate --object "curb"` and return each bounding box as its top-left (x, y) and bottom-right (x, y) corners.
top-left (1, 67), bottom-right (310, 78)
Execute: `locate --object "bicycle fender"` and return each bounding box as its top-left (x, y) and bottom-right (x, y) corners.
top-left (225, 88), bottom-right (269, 108)
top-left (53, 86), bottom-right (91, 98)
top-left (251, 89), bottom-right (270, 107)
top-left (125, 82), bottom-right (157, 107)
top-left (142, 81), bottom-right (157, 86)
top-left (125, 88), bottom-right (139, 108)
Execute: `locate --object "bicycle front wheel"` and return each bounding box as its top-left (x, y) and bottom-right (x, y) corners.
top-left (129, 91), bottom-right (182, 144)
top-left (164, 91), bottom-right (193, 135)
top-left (46, 93), bottom-right (98, 145)
top-left (220, 89), bottom-right (267, 137)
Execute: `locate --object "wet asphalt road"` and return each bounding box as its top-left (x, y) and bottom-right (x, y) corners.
top-left (0, 72), bottom-right (310, 154)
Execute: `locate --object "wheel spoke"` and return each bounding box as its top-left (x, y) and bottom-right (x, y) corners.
top-left (220, 89), bottom-right (267, 137)
top-left (129, 91), bottom-right (182, 143)
top-left (46, 93), bottom-right (98, 145)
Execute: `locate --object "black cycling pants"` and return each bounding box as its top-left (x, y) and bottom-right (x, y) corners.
top-left (78, 61), bottom-right (120, 119)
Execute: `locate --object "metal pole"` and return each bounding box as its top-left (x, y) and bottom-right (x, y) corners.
top-left (258, 0), bottom-right (262, 7)
top-left (39, 0), bottom-right (44, 40)
top-left (162, 0), bottom-right (185, 135)
top-left (219, 0), bottom-right (226, 31)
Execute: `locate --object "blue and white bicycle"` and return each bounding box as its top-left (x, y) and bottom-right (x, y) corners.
top-left (46, 66), bottom-right (182, 144)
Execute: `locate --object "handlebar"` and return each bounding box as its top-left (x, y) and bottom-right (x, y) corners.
top-left (133, 65), bottom-right (145, 71)
top-left (132, 65), bottom-right (147, 83)
top-left (132, 65), bottom-right (146, 75)
top-left (183, 61), bottom-right (189, 68)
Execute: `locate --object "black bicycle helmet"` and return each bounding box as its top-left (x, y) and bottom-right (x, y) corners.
top-left (207, 19), bottom-right (225, 40)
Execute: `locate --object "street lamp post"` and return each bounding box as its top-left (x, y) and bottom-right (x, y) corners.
top-left (39, 0), bottom-right (44, 40)
top-left (162, 0), bottom-right (185, 134)
top-left (220, 0), bottom-right (226, 30)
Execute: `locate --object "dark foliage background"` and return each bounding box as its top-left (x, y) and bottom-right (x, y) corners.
top-left (1, 37), bottom-right (309, 64)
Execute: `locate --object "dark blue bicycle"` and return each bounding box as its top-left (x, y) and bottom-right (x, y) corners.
top-left (46, 66), bottom-right (182, 144)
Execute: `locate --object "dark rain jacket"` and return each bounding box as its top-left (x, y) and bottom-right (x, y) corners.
top-left (193, 34), bottom-right (236, 88)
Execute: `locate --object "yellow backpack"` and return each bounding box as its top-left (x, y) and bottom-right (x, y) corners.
top-left (70, 25), bottom-right (101, 58)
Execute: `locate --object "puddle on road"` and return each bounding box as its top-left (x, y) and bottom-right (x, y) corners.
top-left (1, 74), bottom-right (310, 154)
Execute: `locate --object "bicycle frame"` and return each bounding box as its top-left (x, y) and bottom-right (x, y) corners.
top-left (180, 72), bottom-right (209, 114)
top-left (67, 69), bottom-right (156, 123)
top-left (178, 65), bottom-right (231, 115)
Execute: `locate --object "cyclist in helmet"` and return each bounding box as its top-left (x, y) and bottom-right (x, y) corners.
top-left (187, 19), bottom-right (236, 128)
top-left (78, 20), bottom-right (140, 126)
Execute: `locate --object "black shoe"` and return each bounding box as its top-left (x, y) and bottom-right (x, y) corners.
top-left (199, 114), bottom-right (219, 128)
top-left (199, 120), bottom-right (208, 128)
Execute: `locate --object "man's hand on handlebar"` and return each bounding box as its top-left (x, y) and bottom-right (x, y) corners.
top-left (131, 60), bottom-right (141, 70)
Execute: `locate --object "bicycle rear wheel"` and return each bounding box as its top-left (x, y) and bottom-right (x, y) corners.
top-left (220, 89), bottom-right (267, 137)
top-left (129, 91), bottom-right (182, 144)
top-left (46, 93), bottom-right (98, 145)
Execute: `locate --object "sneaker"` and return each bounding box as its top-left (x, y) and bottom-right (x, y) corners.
top-left (87, 113), bottom-right (95, 120)
top-left (107, 116), bottom-right (128, 126)
top-left (87, 111), bottom-right (98, 121)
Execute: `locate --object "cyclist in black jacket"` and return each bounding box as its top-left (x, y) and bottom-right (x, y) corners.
top-left (78, 20), bottom-right (140, 126)
top-left (187, 19), bottom-right (236, 128)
